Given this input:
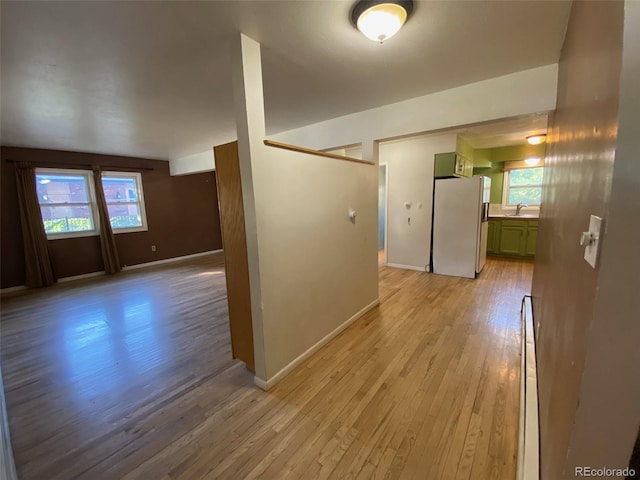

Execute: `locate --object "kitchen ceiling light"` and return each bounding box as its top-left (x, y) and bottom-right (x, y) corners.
top-left (526, 134), bottom-right (547, 145)
top-left (351, 1), bottom-right (414, 43)
top-left (525, 157), bottom-right (541, 166)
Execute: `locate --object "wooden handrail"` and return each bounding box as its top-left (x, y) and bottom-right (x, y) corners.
top-left (263, 140), bottom-right (374, 165)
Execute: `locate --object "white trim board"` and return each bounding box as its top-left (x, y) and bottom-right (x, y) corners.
top-left (0, 250), bottom-right (223, 293)
top-left (385, 263), bottom-right (428, 272)
top-left (121, 249), bottom-right (222, 271)
top-left (58, 271), bottom-right (106, 283)
top-left (380, 162), bottom-right (389, 266)
top-left (254, 298), bottom-right (380, 391)
top-left (0, 366), bottom-right (18, 480)
top-left (1, 270), bottom-right (106, 293)
top-left (0, 285), bottom-right (27, 294)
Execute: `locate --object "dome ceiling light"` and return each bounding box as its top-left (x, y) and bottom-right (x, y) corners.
top-left (351, 1), bottom-right (414, 44)
top-left (526, 134), bottom-right (547, 145)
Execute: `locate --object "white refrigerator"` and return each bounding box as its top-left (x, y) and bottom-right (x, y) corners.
top-left (432, 176), bottom-right (491, 279)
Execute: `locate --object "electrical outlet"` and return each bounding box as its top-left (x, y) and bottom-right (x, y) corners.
top-left (151, 245), bottom-right (156, 252)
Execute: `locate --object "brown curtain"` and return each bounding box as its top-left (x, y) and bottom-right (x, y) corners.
top-left (93, 168), bottom-right (121, 274)
top-left (14, 163), bottom-right (57, 287)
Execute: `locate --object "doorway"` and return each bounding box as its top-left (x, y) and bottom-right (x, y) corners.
top-left (379, 163), bottom-right (388, 265)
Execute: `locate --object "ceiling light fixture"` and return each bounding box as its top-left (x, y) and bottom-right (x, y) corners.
top-left (39, 178), bottom-right (51, 184)
top-left (525, 157), bottom-right (541, 166)
top-left (351, 0), bottom-right (414, 43)
top-left (526, 134), bottom-right (547, 145)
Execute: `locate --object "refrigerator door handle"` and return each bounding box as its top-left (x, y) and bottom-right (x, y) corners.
top-left (481, 202), bottom-right (490, 222)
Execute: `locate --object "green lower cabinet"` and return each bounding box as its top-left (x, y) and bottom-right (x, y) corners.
top-left (525, 226), bottom-right (538, 256)
top-left (487, 220), bottom-right (498, 254)
top-left (499, 223), bottom-right (527, 255)
top-left (487, 219), bottom-right (537, 258)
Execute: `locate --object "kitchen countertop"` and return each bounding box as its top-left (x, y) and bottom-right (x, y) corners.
top-left (489, 214), bottom-right (539, 219)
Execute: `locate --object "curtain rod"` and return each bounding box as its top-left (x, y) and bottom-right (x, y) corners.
top-left (4, 159), bottom-right (154, 171)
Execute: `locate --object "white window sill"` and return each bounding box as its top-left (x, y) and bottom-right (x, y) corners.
top-left (491, 203), bottom-right (541, 217)
top-left (46, 231), bottom-right (99, 241)
top-left (113, 226), bottom-right (148, 234)
top-left (46, 225), bottom-right (148, 239)
top-left (502, 208), bottom-right (541, 213)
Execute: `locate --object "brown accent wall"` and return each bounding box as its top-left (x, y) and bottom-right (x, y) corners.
top-left (531, 1), bottom-right (630, 478)
top-left (1, 147), bottom-right (222, 288)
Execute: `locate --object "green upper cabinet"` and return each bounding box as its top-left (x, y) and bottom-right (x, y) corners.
top-left (456, 136), bottom-right (491, 169)
top-left (464, 156), bottom-right (474, 177)
top-left (434, 152), bottom-right (471, 178)
top-left (434, 152), bottom-right (457, 178)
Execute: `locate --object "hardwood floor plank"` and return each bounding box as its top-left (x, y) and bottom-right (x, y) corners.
top-left (1, 255), bottom-right (532, 479)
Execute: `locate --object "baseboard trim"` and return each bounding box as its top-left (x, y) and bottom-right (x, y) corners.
top-left (254, 298), bottom-right (380, 391)
top-left (122, 249), bottom-right (223, 271)
top-left (0, 366), bottom-right (18, 480)
top-left (253, 376), bottom-right (268, 390)
top-left (58, 271), bottom-right (106, 283)
top-left (385, 263), bottom-right (427, 272)
top-left (0, 285), bottom-right (27, 294)
top-left (1, 250), bottom-right (224, 293)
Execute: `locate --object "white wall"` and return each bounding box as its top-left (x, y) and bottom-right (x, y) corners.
top-left (325, 145), bottom-right (363, 160)
top-left (232, 34), bottom-right (378, 387)
top-left (254, 146), bottom-right (378, 381)
top-left (380, 133), bottom-right (457, 270)
top-left (170, 64), bottom-right (557, 175)
top-left (271, 64), bottom-right (558, 151)
top-left (171, 64), bottom-right (558, 175)
top-left (169, 150), bottom-right (215, 176)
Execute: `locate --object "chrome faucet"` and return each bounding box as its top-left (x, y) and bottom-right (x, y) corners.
top-left (516, 203), bottom-right (528, 215)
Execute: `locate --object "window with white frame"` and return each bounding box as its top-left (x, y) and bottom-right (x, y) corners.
top-left (35, 168), bottom-right (148, 239)
top-left (101, 172), bottom-right (147, 232)
top-left (502, 167), bottom-right (544, 208)
top-left (36, 169), bottom-right (98, 238)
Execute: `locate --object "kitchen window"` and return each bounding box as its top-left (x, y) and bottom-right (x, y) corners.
top-left (502, 167), bottom-right (544, 208)
top-left (35, 168), bottom-right (148, 239)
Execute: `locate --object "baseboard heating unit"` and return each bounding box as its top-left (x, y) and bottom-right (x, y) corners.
top-left (517, 295), bottom-right (539, 480)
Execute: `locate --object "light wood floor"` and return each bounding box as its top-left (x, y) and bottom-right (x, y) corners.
top-left (1, 253), bottom-right (532, 479)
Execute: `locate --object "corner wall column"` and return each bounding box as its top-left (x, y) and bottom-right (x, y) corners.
top-left (230, 33), bottom-right (268, 382)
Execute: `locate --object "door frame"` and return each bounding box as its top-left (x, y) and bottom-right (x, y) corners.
top-left (379, 162), bottom-right (389, 265)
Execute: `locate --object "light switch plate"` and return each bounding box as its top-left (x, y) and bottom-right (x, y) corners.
top-left (583, 215), bottom-right (603, 269)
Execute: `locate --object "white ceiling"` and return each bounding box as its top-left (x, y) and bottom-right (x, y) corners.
top-left (459, 114), bottom-right (549, 148)
top-left (0, 1), bottom-right (571, 161)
